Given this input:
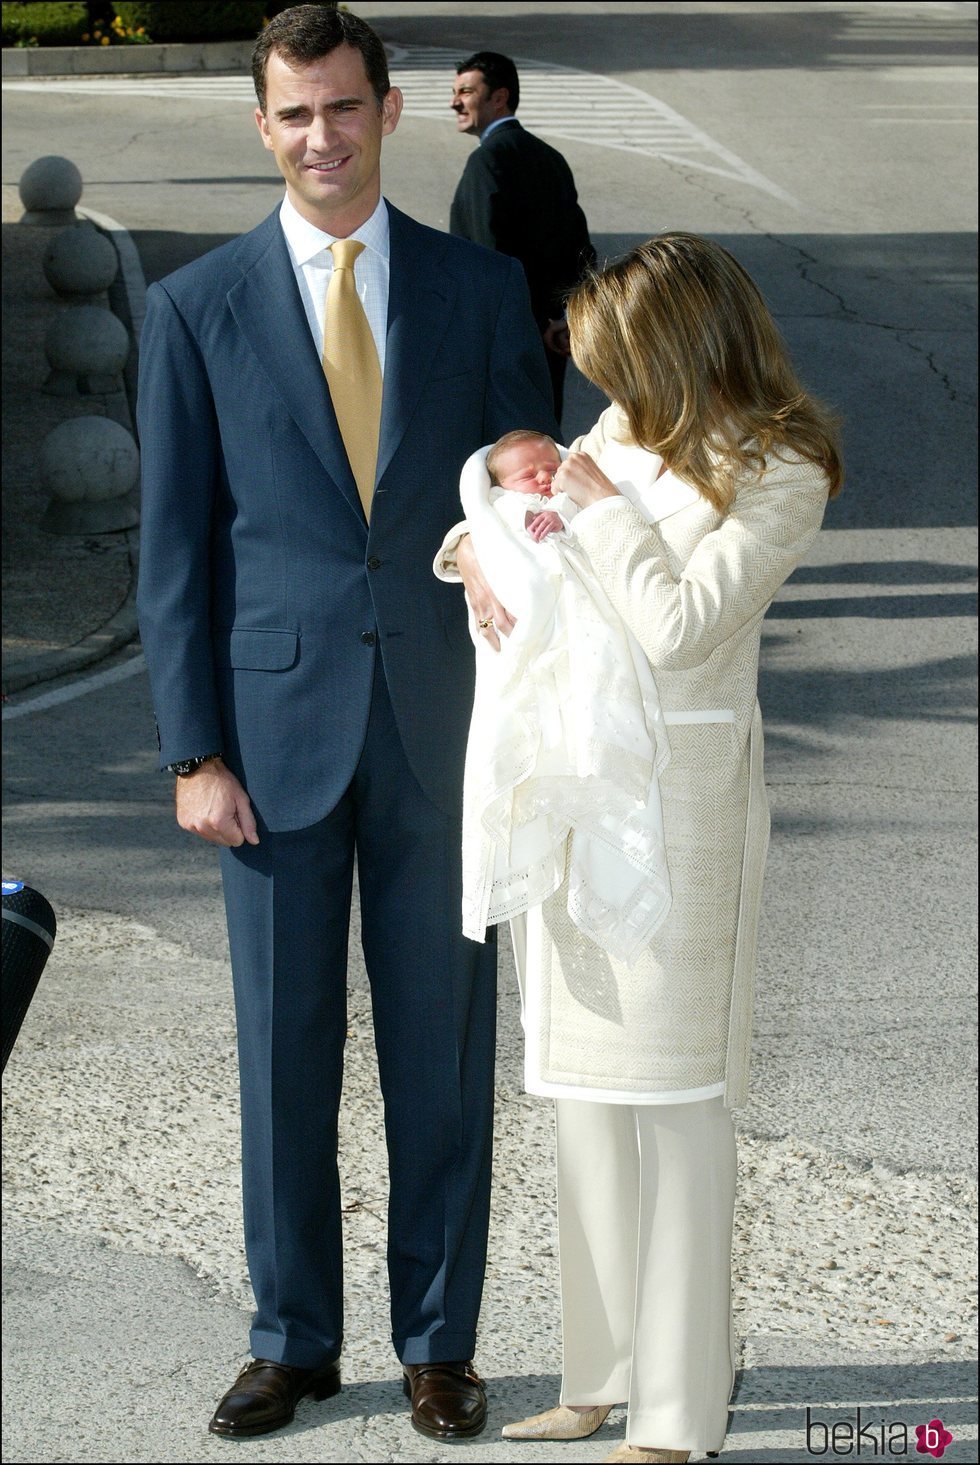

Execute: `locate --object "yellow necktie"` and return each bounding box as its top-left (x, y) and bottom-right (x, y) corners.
top-left (322, 238), bottom-right (382, 520)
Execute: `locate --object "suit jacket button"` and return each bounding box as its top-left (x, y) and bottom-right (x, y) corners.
top-left (360, 631), bottom-right (376, 646)
top-left (367, 556), bottom-right (382, 571)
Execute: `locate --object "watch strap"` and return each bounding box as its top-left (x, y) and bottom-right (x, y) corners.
top-left (167, 753), bottom-right (221, 777)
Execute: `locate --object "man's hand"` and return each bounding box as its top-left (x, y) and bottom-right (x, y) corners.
top-left (175, 757), bottom-right (259, 847)
top-left (543, 319), bottom-right (572, 357)
top-left (553, 450), bottom-right (621, 509)
top-left (526, 509), bottom-right (565, 542)
top-left (457, 533), bottom-right (515, 653)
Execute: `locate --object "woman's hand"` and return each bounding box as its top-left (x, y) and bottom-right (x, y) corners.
top-left (457, 533), bottom-right (515, 653)
top-left (552, 451), bottom-right (621, 509)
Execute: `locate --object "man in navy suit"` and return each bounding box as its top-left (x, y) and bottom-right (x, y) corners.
top-left (449, 51), bottom-right (596, 422)
top-left (136, 5), bottom-right (555, 1442)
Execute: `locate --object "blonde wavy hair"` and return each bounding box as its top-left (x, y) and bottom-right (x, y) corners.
top-left (566, 233), bottom-right (843, 511)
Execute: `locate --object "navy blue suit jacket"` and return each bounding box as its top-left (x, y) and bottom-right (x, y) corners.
top-left (450, 119), bottom-right (595, 330)
top-left (136, 202), bottom-right (556, 830)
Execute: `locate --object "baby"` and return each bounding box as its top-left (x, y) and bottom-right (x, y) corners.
top-left (486, 430), bottom-right (577, 542)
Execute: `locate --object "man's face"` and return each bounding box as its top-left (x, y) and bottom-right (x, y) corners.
top-left (450, 69), bottom-right (506, 136)
top-left (256, 45), bottom-right (402, 234)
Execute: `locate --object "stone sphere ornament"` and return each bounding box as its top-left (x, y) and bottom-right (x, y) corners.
top-left (43, 306), bottom-right (130, 396)
top-left (18, 156), bottom-right (83, 226)
top-left (39, 416), bottom-right (140, 535)
top-left (42, 223), bottom-right (118, 302)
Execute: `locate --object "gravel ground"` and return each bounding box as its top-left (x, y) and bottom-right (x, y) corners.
top-left (3, 905), bottom-right (975, 1385)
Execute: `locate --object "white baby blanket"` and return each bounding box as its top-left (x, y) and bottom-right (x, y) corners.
top-left (460, 446), bottom-right (672, 964)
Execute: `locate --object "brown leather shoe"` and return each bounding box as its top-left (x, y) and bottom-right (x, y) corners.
top-left (403, 1360), bottom-right (487, 1440)
top-left (208, 1357), bottom-right (341, 1437)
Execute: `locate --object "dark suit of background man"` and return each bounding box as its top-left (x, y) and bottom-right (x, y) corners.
top-left (136, 4), bottom-right (556, 1444)
top-left (449, 50), bottom-right (596, 424)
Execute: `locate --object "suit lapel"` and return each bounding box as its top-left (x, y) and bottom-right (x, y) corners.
top-left (227, 212), bottom-right (364, 524)
top-left (376, 203), bottom-right (455, 488)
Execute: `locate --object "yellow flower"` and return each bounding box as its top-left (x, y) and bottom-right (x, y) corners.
top-left (100, 35), bottom-right (110, 45)
top-left (81, 32), bottom-right (90, 41)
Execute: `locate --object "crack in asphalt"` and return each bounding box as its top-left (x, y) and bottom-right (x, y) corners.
top-left (670, 183), bottom-right (966, 408)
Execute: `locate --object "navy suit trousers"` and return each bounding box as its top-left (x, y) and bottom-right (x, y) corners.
top-left (219, 661), bottom-right (497, 1367)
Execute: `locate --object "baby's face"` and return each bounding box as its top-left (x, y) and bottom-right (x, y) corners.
top-left (494, 440), bottom-right (561, 496)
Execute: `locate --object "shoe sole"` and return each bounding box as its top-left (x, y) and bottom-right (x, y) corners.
top-left (501, 1428), bottom-right (605, 1442)
top-left (209, 1416), bottom-right (297, 1439)
top-left (408, 1414), bottom-right (488, 1441)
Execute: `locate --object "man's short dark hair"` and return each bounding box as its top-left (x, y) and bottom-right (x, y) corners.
top-left (456, 51), bottom-right (519, 112)
top-left (253, 4), bottom-right (391, 113)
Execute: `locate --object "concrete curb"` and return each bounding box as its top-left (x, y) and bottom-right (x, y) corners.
top-left (1, 529), bottom-right (140, 695)
top-left (1, 206), bottom-right (147, 696)
top-left (2, 39), bottom-right (253, 77)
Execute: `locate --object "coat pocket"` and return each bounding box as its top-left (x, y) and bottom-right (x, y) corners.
top-left (213, 628), bottom-right (299, 671)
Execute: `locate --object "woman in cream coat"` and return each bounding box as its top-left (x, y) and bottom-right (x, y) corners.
top-left (454, 234), bottom-right (842, 1464)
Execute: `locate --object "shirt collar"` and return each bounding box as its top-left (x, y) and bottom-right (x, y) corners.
top-left (480, 115), bottom-right (519, 143)
top-left (278, 192), bottom-right (390, 267)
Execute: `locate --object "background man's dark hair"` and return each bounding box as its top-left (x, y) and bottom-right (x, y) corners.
top-left (252, 4), bottom-right (391, 113)
top-left (456, 50), bottom-right (520, 112)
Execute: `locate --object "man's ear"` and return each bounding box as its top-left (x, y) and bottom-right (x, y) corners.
top-left (255, 107), bottom-right (274, 151)
top-left (381, 87), bottom-right (404, 137)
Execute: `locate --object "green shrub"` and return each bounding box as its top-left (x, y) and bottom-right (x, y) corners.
top-left (2, 2), bottom-right (88, 46)
top-left (111, 2), bottom-right (266, 41)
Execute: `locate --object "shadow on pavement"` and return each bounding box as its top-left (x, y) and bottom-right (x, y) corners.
top-left (363, 5), bottom-right (977, 74)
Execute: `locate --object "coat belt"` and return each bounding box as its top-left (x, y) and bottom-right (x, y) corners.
top-left (662, 708), bottom-right (735, 725)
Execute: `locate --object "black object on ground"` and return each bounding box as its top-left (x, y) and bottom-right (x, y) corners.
top-left (2, 880), bottom-right (57, 1070)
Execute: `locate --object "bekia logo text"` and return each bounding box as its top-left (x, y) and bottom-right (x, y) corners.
top-left (806, 1407), bottom-right (954, 1457)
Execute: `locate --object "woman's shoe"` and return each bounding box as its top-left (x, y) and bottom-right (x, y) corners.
top-left (502, 1403), bottom-right (612, 1440)
top-left (601, 1447), bottom-right (690, 1463)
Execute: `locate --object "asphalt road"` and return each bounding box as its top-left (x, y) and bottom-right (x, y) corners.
top-left (2, 3), bottom-right (977, 1461)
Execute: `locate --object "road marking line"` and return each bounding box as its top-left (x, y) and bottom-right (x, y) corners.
top-left (3, 654), bottom-right (146, 721)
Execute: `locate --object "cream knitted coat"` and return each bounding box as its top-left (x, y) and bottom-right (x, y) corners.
top-left (518, 406), bottom-right (830, 1108)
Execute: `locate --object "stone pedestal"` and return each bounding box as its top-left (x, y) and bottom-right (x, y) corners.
top-left (42, 223), bottom-right (118, 303)
top-left (18, 156), bottom-right (83, 227)
top-left (39, 416), bottom-right (140, 535)
top-left (43, 306), bottom-right (130, 396)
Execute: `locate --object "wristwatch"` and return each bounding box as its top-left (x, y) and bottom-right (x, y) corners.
top-left (168, 753), bottom-right (221, 777)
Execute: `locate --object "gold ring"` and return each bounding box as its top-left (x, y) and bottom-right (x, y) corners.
top-left (478, 617), bottom-right (495, 630)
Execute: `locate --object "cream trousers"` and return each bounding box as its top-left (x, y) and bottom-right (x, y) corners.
top-left (555, 1095), bottom-right (737, 1452)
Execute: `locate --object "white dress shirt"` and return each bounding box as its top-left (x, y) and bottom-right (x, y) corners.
top-left (278, 192), bottom-right (390, 374)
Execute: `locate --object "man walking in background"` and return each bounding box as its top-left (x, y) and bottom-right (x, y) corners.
top-left (450, 50), bottom-right (597, 423)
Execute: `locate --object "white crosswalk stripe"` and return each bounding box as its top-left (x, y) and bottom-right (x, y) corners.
top-left (4, 42), bottom-right (799, 205)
